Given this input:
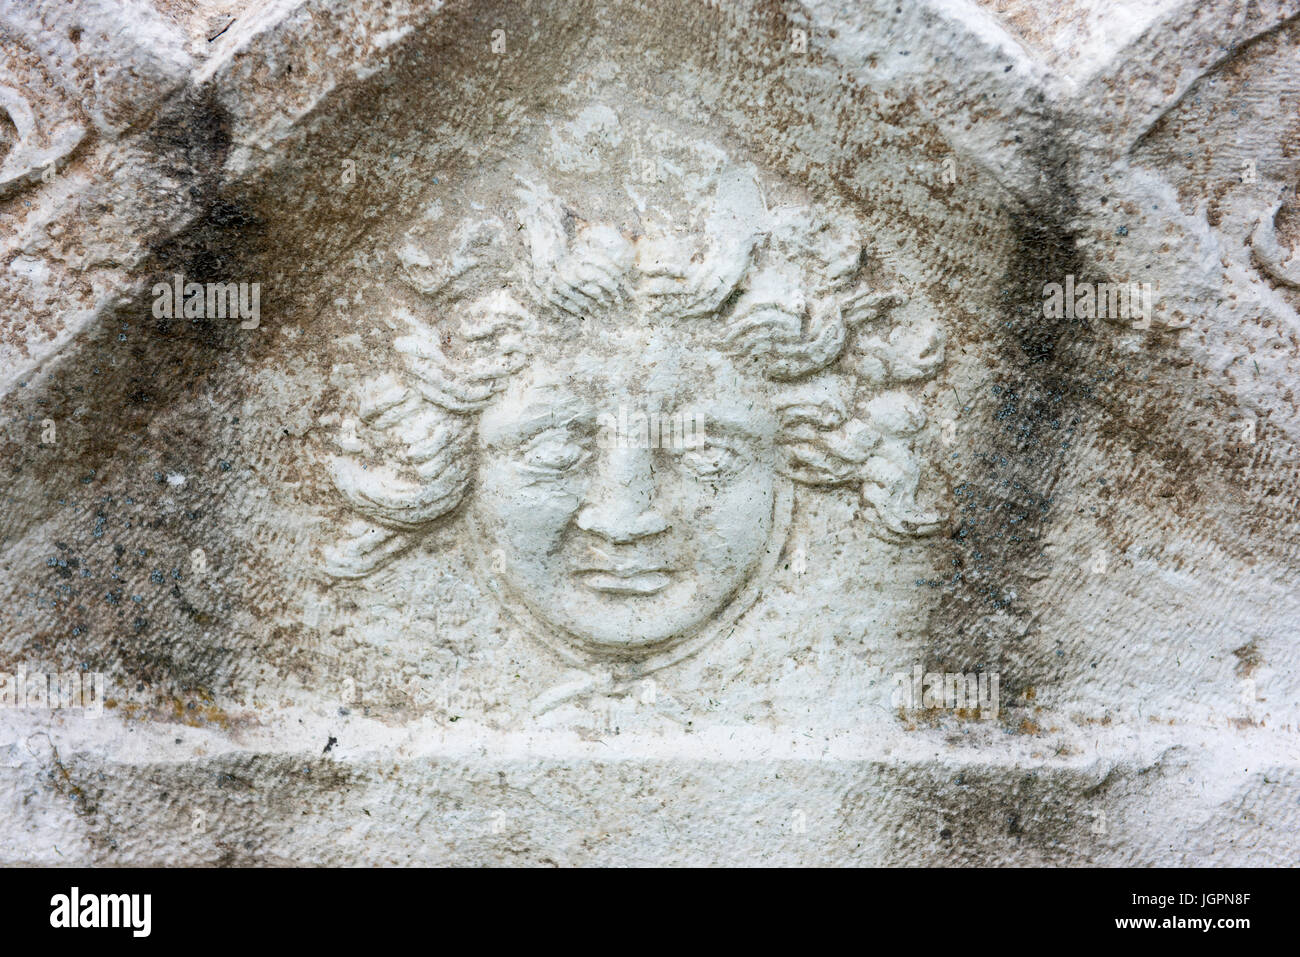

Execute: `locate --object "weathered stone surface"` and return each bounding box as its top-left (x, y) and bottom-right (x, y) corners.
top-left (1, 0), bottom-right (1298, 865)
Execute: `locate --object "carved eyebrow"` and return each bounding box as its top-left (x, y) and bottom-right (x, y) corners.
top-left (482, 398), bottom-right (594, 449)
top-left (676, 408), bottom-right (770, 446)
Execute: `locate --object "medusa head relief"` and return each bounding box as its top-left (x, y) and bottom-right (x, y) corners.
top-left (320, 154), bottom-right (947, 674)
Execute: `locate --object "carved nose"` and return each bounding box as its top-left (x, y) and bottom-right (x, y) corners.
top-left (575, 446), bottom-right (669, 543)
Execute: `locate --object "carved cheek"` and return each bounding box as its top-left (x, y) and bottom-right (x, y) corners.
top-left (681, 470), bottom-right (774, 570)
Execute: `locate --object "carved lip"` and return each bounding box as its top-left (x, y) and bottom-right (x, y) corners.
top-left (573, 567), bottom-right (675, 595)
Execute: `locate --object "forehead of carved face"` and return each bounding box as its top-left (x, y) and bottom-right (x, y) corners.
top-left (469, 326), bottom-right (785, 656)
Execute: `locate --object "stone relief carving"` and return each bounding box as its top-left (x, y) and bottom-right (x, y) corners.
top-left (1, 0), bottom-right (1298, 869)
top-left (1252, 199), bottom-right (1300, 288)
top-left (0, 41), bottom-right (84, 199)
top-left (320, 120), bottom-right (946, 670)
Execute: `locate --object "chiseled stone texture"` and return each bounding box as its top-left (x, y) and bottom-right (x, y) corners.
top-left (1, 0), bottom-right (1298, 865)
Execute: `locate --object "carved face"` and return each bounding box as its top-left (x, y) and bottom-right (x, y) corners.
top-left (323, 169), bottom-right (944, 670)
top-left (469, 327), bottom-right (784, 655)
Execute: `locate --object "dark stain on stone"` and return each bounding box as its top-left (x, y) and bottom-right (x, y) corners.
top-left (920, 109), bottom-right (1088, 714)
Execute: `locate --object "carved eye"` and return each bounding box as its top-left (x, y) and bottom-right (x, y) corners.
top-left (673, 442), bottom-right (745, 480)
top-left (519, 429), bottom-right (590, 475)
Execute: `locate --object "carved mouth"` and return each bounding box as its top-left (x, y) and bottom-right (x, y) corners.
top-left (573, 568), bottom-right (675, 595)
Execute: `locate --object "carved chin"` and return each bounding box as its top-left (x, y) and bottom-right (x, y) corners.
top-left (543, 580), bottom-right (743, 654)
